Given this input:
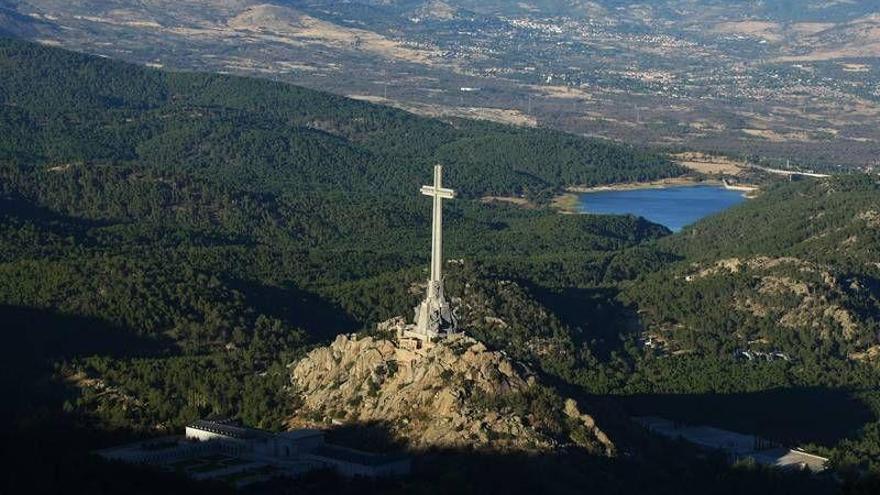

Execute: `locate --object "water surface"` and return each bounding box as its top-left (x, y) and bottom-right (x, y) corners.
top-left (578, 185), bottom-right (746, 232)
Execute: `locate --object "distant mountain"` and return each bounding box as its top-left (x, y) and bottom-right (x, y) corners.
top-left (2, 0), bottom-right (878, 169)
top-left (348, 0), bottom-right (875, 22)
top-left (783, 13), bottom-right (880, 61)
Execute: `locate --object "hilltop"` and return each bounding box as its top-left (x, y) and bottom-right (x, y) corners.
top-left (289, 327), bottom-right (613, 455)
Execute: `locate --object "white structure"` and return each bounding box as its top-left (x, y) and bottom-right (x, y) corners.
top-left (409, 165), bottom-right (458, 339)
top-left (98, 418), bottom-right (410, 486)
top-left (635, 416), bottom-right (828, 473)
top-left (184, 419), bottom-right (324, 459)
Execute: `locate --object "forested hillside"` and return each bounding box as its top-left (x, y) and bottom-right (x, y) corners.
top-left (624, 176), bottom-right (880, 360)
top-left (1, 39), bottom-right (878, 494)
top-left (0, 39), bottom-right (681, 199)
top-left (607, 176), bottom-right (880, 479)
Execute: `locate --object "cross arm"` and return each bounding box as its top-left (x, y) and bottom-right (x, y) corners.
top-left (420, 186), bottom-right (456, 199)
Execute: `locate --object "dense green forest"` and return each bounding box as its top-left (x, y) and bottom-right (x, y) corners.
top-left (1, 38), bottom-right (879, 494)
top-left (0, 39), bottom-right (681, 199)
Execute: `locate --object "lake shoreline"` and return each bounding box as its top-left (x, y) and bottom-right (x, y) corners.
top-left (554, 176), bottom-right (757, 214)
top-left (551, 193), bottom-right (581, 214)
top-left (566, 176), bottom-right (722, 194)
top-left (562, 183), bottom-right (750, 231)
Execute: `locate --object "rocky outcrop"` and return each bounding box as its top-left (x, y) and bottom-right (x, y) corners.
top-left (288, 320), bottom-right (614, 455)
top-left (688, 256), bottom-right (870, 344)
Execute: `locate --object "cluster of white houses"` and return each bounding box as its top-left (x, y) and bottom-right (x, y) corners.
top-left (97, 419), bottom-right (410, 487)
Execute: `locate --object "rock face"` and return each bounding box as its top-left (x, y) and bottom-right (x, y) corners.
top-left (289, 319), bottom-right (614, 455)
top-left (686, 256), bottom-right (873, 345)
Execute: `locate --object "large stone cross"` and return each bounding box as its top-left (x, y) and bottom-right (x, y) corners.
top-left (412, 164), bottom-right (458, 337)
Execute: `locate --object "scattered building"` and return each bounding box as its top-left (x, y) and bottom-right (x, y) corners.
top-left (97, 418), bottom-right (410, 487)
top-left (638, 335), bottom-right (660, 350)
top-left (735, 349), bottom-right (791, 362)
top-left (634, 416), bottom-right (828, 473)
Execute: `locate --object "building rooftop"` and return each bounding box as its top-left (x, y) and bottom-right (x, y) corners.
top-left (311, 445), bottom-right (410, 467)
top-left (635, 416), bottom-right (764, 454)
top-left (276, 429), bottom-right (324, 441)
top-left (751, 448), bottom-right (828, 472)
top-left (187, 419), bottom-right (273, 441)
top-left (97, 419), bottom-right (412, 481)
top-left (634, 416), bottom-right (827, 473)
top-left (96, 436), bottom-right (184, 458)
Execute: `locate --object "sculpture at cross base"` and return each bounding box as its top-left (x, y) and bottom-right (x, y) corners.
top-left (410, 164), bottom-right (458, 339)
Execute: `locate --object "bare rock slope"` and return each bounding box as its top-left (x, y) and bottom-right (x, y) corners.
top-left (289, 321), bottom-right (614, 455)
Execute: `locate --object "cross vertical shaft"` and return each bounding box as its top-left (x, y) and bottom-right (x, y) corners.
top-left (430, 165), bottom-right (443, 296)
top-left (421, 165), bottom-right (455, 290)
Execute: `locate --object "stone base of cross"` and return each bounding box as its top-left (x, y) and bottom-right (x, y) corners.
top-left (412, 281), bottom-right (457, 338)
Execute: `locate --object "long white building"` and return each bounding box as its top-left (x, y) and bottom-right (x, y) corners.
top-left (98, 418), bottom-right (411, 487)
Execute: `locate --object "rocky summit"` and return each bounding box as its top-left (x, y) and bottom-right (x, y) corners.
top-left (288, 318), bottom-right (614, 455)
